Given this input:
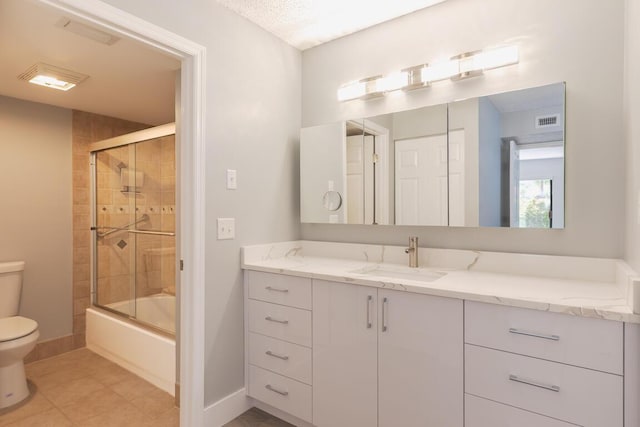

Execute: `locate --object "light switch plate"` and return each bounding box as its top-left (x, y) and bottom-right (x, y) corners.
top-left (217, 218), bottom-right (235, 240)
top-left (226, 169), bottom-right (237, 189)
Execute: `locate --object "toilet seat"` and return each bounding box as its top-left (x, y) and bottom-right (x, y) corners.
top-left (0, 317), bottom-right (38, 342)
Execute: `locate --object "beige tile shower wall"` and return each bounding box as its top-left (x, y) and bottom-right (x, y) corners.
top-left (71, 110), bottom-right (149, 350)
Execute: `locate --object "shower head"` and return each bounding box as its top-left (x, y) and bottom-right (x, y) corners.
top-left (117, 162), bottom-right (127, 169)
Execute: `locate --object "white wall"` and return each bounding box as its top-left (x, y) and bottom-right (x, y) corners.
top-left (302, 0), bottom-right (625, 258)
top-left (300, 123), bottom-right (346, 223)
top-left (100, 0), bottom-right (302, 406)
top-left (0, 95), bottom-right (72, 341)
top-left (625, 0), bottom-right (640, 272)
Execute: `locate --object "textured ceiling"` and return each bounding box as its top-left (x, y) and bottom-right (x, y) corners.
top-left (215, 0), bottom-right (447, 50)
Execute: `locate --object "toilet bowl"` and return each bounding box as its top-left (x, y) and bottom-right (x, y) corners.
top-left (0, 261), bottom-right (39, 410)
top-left (0, 317), bottom-right (38, 409)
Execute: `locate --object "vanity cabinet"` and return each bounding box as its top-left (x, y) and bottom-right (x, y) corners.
top-left (246, 271), bottom-right (313, 423)
top-left (313, 279), bottom-right (463, 427)
top-left (464, 301), bottom-right (624, 427)
top-left (244, 270), bottom-right (629, 427)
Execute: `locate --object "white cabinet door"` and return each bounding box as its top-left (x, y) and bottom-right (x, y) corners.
top-left (313, 280), bottom-right (378, 427)
top-left (378, 289), bottom-right (463, 427)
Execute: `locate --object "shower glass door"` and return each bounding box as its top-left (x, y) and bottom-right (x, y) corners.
top-left (92, 128), bottom-right (176, 334)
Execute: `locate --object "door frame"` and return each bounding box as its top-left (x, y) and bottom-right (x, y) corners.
top-left (35, 1), bottom-right (206, 425)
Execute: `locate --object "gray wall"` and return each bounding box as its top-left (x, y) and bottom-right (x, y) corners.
top-left (0, 95), bottom-right (72, 341)
top-left (625, 0), bottom-right (640, 271)
top-left (302, 0), bottom-right (625, 258)
top-left (100, 0), bottom-right (302, 406)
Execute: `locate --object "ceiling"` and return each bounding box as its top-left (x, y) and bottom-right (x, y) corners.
top-left (215, 0), bottom-right (447, 50)
top-left (1, 1), bottom-right (448, 124)
top-left (0, 0), bottom-right (180, 125)
top-left (488, 83), bottom-right (565, 113)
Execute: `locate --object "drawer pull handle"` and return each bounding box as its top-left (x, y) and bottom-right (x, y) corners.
top-left (382, 297), bottom-right (389, 332)
top-left (265, 316), bottom-right (289, 325)
top-left (265, 384), bottom-right (289, 396)
top-left (265, 350), bottom-right (289, 361)
top-left (265, 286), bottom-right (289, 293)
top-left (509, 374), bottom-right (560, 392)
top-left (366, 295), bottom-right (373, 329)
top-left (509, 328), bottom-right (559, 341)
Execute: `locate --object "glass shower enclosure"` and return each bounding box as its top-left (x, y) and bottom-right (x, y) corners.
top-left (90, 123), bottom-right (177, 335)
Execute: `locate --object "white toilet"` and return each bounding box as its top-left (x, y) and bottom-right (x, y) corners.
top-left (0, 261), bottom-right (39, 409)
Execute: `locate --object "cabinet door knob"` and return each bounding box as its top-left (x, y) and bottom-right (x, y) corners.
top-left (366, 295), bottom-right (373, 329)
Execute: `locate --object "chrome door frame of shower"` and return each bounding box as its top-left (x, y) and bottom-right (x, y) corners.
top-left (89, 123), bottom-right (177, 331)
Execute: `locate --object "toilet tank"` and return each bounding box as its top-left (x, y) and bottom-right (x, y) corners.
top-left (0, 261), bottom-right (25, 317)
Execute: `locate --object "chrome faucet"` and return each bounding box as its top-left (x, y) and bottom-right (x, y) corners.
top-left (405, 237), bottom-right (418, 268)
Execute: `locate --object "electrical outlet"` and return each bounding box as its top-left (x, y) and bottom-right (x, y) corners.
top-left (227, 169), bottom-right (237, 189)
top-left (217, 218), bottom-right (235, 240)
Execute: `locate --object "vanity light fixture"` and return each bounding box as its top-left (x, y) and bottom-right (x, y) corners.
top-left (337, 45), bottom-right (519, 101)
top-left (18, 63), bottom-right (89, 91)
top-left (375, 71), bottom-right (410, 93)
top-left (337, 76), bottom-right (383, 101)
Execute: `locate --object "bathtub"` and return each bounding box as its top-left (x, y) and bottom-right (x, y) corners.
top-left (86, 294), bottom-right (176, 395)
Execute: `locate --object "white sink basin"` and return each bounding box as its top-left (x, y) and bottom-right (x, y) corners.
top-left (352, 265), bottom-right (447, 283)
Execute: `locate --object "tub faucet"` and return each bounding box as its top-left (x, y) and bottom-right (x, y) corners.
top-left (405, 237), bottom-right (418, 268)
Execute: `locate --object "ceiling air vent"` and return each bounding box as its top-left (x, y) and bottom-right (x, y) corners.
top-left (56, 18), bottom-right (120, 46)
top-left (18, 63), bottom-right (89, 91)
top-left (536, 114), bottom-right (559, 128)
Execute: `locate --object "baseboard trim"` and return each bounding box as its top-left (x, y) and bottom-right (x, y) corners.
top-left (204, 388), bottom-right (252, 426)
top-left (253, 400), bottom-right (314, 427)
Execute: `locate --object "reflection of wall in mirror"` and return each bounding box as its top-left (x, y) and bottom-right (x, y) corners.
top-left (478, 97), bottom-right (502, 227)
top-left (449, 99), bottom-right (479, 227)
top-left (300, 122), bottom-right (346, 223)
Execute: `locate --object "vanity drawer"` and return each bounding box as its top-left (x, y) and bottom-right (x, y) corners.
top-left (248, 300), bottom-right (312, 347)
top-left (249, 332), bottom-right (312, 384)
top-left (248, 271), bottom-right (312, 310)
top-left (465, 344), bottom-right (623, 427)
top-left (465, 394), bottom-right (576, 427)
top-left (248, 365), bottom-right (312, 423)
top-left (465, 301), bottom-right (623, 374)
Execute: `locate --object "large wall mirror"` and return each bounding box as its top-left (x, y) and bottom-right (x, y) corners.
top-left (300, 82), bottom-right (565, 228)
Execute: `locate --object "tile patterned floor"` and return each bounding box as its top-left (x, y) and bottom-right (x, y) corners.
top-left (0, 348), bottom-right (178, 427)
top-left (224, 408), bottom-right (294, 427)
top-left (0, 348), bottom-right (293, 427)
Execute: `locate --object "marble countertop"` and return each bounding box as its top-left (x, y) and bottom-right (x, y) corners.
top-left (242, 241), bottom-right (640, 323)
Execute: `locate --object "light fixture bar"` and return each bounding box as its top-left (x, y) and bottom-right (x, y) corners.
top-left (337, 45), bottom-right (519, 101)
